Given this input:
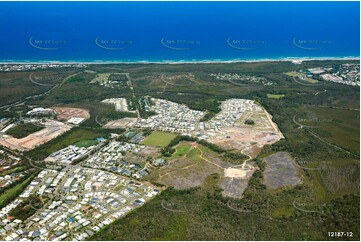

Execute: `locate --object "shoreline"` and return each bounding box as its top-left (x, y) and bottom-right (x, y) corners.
top-left (0, 56), bottom-right (359, 65)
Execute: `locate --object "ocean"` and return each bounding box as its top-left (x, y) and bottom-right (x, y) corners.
top-left (0, 1), bottom-right (359, 63)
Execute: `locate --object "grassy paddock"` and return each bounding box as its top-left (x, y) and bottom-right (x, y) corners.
top-left (171, 142), bottom-right (192, 159)
top-left (284, 71), bottom-right (318, 83)
top-left (141, 131), bottom-right (178, 147)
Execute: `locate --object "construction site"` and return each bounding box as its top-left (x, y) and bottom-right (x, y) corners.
top-left (0, 119), bottom-right (71, 151)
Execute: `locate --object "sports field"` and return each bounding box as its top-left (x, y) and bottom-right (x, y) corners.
top-left (140, 131), bottom-right (177, 147)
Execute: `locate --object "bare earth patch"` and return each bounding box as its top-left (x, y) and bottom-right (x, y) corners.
top-left (262, 152), bottom-right (301, 190)
top-left (0, 119), bottom-right (71, 151)
top-left (104, 118), bottom-right (137, 129)
top-left (53, 107), bottom-right (90, 121)
top-left (224, 167), bottom-right (253, 179)
top-left (146, 143), bottom-right (256, 198)
top-left (207, 108), bottom-right (283, 158)
top-left (219, 177), bottom-right (251, 199)
top-left (221, 163), bottom-right (256, 198)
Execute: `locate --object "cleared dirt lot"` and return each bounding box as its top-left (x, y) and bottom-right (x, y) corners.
top-left (146, 142), bottom-right (256, 198)
top-left (104, 118), bottom-right (137, 129)
top-left (219, 177), bottom-right (250, 198)
top-left (262, 152), bottom-right (301, 189)
top-left (220, 162), bottom-right (256, 198)
top-left (102, 98), bottom-right (133, 112)
top-left (0, 120), bottom-right (72, 151)
top-left (123, 146), bottom-right (161, 166)
top-left (53, 107), bottom-right (90, 121)
top-left (208, 108), bottom-right (283, 158)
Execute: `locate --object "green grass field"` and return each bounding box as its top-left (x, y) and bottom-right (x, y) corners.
top-left (74, 139), bottom-right (98, 148)
top-left (267, 94), bottom-right (285, 99)
top-left (141, 131), bottom-right (177, 147)
top-left (284, 71), bottom-right (318, 83)
top-left (284, 71), bottom-right (301, 77)
top-left (171, 142), bottom-right (192, 159)
top-left (114, 184), bottom-right (124, 192)
top-left (6, 123), bottom-right (43, 138)
top-left (186, 146), bottom-right (199, 158)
